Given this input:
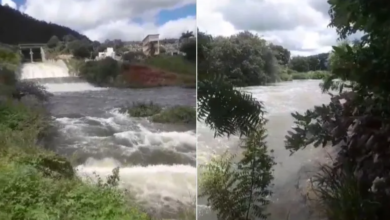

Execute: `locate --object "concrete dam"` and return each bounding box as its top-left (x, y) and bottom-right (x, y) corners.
top-left (18, 44), bottom-right (83, 84)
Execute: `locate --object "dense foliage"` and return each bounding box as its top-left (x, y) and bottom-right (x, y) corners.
top-left (199, 0), bottom-right (390, 219)
top-left (0, 5), bottom-right (88, 44)
top-left (198, 27), bottom-right (276, 220)
top-left (284, 0), bottom-right (390, 219)
top-left (288, 53), bottom-right (329, 72)
top-left (197, 30), bottom-right (330, 86)
top-left (79, 57), bottom-right (121, 86)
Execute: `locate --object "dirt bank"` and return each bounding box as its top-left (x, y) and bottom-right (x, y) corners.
top-left (121, 64), bottom-right (195, 88)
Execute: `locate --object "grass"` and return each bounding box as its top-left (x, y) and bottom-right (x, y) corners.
top-left (126, 102), bottom-right (195, 124)
top-left (278, 69), bottom-right (330, 81)
top-left (308, 163), bottom-right (378, 220)
top-left (291, 70), bottom-right (329, 80)
top-left (151, 106), bottom-right (196, 125)
top-left (127, 102), bottom-right (163, 117)
top-left (144, 55), bottom-right (196, 75)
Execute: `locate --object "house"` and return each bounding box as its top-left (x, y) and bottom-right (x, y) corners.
top-left (97, 47), bottom-right (116, 60)
top-left (142, 34), bottom-right (160, 56)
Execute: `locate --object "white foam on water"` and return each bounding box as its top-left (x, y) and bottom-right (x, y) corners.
top-left (43, 82), bottom-right (107, 93)
top-left (76, 158), bottom-right (196, 211)
top-left (21, 61), bottom-right (70, 79)
top-left (55, 109), bottom-right (196, 212)
top-left (198, 80), bottom-right (332, 220)
top-left (20, 61), bottom-right (107, 93)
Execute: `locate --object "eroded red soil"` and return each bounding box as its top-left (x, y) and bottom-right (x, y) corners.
top-left (121, 64), bottom-right (179, 87)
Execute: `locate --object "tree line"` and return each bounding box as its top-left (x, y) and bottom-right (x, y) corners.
top-left (198, 29), bottom-right (330, 87)
top-left (0, 5), bottom-right (88, 44)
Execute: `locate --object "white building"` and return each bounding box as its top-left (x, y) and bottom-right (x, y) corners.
top-left (142, 34), bottom-right (160, 56)
top-left (97, 47), bottom-right (116, 60)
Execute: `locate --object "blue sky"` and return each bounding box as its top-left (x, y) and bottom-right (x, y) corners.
top-left (157, 4), bottom-right (196, 25)
top-left (2, 0), bottom-right (197, 40)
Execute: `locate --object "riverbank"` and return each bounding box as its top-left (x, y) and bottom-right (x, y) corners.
top-left (1, 47), bottom-right (196, 219)
top-left (0, 84), bottom-right (196, 220)
top-left (279, 70), bottom-right (330, 81)
top-left (65, 55), bottom-right (196, 88)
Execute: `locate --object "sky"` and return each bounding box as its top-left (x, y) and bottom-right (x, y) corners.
top-left (2, 0), bottom-right (362, 55)
top-left (1, 0), bottom-right (196, 42)
top-left (197, 0), bottom-right (362, 56)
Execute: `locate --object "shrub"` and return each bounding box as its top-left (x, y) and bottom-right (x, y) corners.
top-left (127, 101), bottom-right (162, 117)
top-left (180, 38), bottom-right (196, 62)
top-left (79, 57), bottom-right (121, 85)
top-left (291, 70), bottom-right (329, 80)
top-left (308, 163), bottom-right (374, 220)
top-left (151, 106), bottom-right (196, 124)
top-left (122, 51), bottom-right (146, 63)
top-left (199, 125), bottom-right (275, 220)
top-left (0, 67), bottom-right (17, 85)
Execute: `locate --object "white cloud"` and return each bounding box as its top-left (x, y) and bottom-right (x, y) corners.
top-left (1, 0), bottom-right (17, 9)
top-left (17, 0), bottom-right (196, 41)
top-left (197, 0), bottom-right (338, 55)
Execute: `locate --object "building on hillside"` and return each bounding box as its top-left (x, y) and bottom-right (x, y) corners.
top-left (142, 34), bottom-right (160, 56)
top-left (97, 47), bottom-right (116, 60)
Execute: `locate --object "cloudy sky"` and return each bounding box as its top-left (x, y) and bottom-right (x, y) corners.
top-left (2, 0), bottom-right (196, 42)
top-left (197, 0), bottom-right (351, 56)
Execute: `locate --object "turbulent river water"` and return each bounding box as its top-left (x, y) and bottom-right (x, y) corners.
top-left (22, 62), bottom-right (196, 218)
top-left (198, 80), bottom-right (332, 220)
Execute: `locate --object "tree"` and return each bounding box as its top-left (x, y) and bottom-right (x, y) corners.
top-left (289, 56), bottom-right (309, 72)
top-left (47, 35), bottom-right (60, 48)
top-left (269, 44), bottom-right (290, 66)
top-left (202, 31), bottom-right (281, 86)
top-left (198, 28), bottom-right (275, 220)
top-left (63, 34), bottom-right (76, 42)
top-left (180, 38), bottom-right (196, 62)
top-left (180, 31), bottom-right (194, 42)
top-left (68, 40), bottom-right (91, 59)
top-left (79, 57), bottom-right (120, 85)
top-left (285, 0), bottom-right (390, 219)
top-left (0, 6), bottom-right (88, 44)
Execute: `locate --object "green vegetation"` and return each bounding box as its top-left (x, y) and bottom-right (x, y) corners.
top-left (0, 102), bottom-right (150, 220)
top-left (197, 30), bottom-right (329, 86)
top-left (198, 0), bottom-right (388, 219)
top-left (0, 45), bottom-right (20, 71)
top-left (0, 50), bottom-right (195, 220)
top-left (127, 102), bottom-right (162, 117)
top-left (0, 5), bottom-right (88, 44)
top-left (144, 55), bottom-right (196, 75)
top-left (152, 106), bottom-right (196, 125)
top-left (79, 57), bottom-right (121, 86)
top-left (126, 102), bottom-right (195, 125)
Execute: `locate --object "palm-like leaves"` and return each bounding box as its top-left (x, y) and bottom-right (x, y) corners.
top-left (197, 73), bottom-right (265, 137)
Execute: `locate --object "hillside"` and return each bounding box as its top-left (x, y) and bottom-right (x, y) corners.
top-left (0, 5), bottom-right (89, 44)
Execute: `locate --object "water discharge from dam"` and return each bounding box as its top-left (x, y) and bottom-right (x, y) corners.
top-left (21, 62), bottom-right (196, 218)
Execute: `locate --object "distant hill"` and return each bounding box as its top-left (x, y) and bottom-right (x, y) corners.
top-left (0, 5), bottom-right (90, 45)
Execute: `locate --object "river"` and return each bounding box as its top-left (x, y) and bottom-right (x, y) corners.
top-left (197, 80), bottom-right (332, 220)
top-left (22, 62), bottom-right (196, 219)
